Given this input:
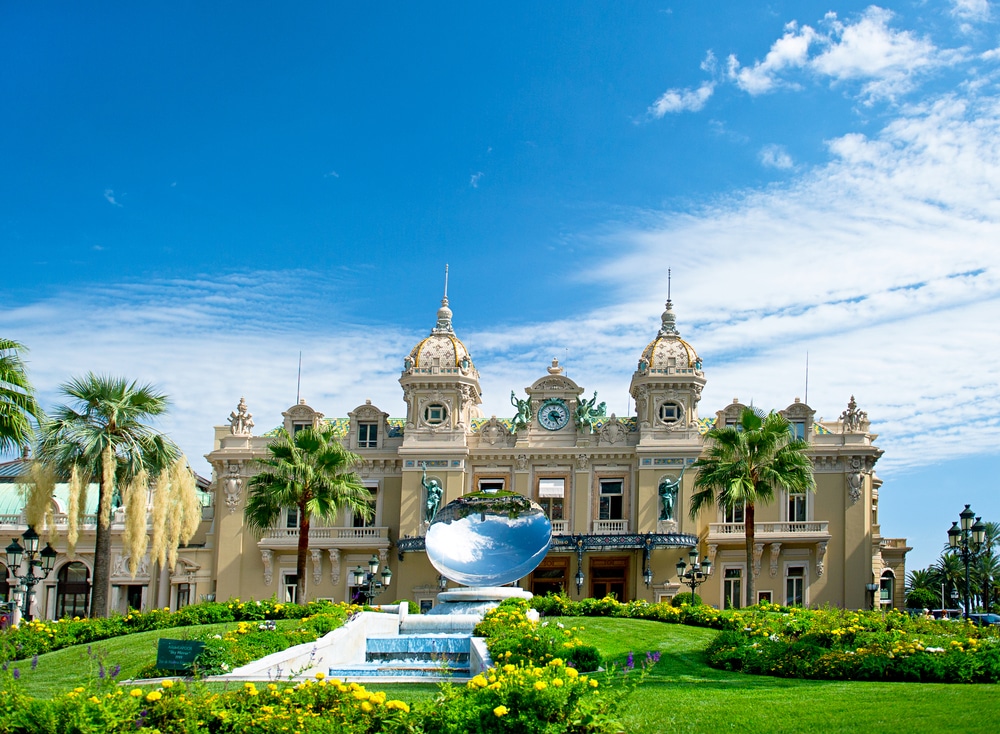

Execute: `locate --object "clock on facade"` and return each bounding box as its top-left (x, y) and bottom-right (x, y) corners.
top-left (538, 398), bottom-right (570, 430)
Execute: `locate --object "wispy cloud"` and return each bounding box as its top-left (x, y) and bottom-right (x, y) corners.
top-left (470, 171), bottom-right (484, 188)
top-left (759, 144), bottom-right (794, 169)
top-left (952, 0), bottom-right (991, 22)
top-left (103, 189), bottom-right (123, 207)
top-left (653, 6), bottom-right (963, 112)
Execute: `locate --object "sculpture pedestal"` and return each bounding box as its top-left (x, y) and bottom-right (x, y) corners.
top-left (427, 586), bottom-right (533, 617)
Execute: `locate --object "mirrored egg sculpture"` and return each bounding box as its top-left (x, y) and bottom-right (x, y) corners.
top-left (425, 491), bottom-right (552, 587)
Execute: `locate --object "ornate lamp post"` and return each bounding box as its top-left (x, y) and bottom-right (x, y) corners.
top-left (947, 504), bottom-right (986, 619)
top-left (351, 554), bottom-right (392, 605)
top-left (675, 547), bottom-right (711, 599)
top-left (5, 526), bottom-right (57, 621)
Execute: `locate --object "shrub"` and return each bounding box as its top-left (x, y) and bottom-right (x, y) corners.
top-left (671, 592), bottom-right (702, 607)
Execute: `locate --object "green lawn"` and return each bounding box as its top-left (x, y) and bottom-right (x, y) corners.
top-left (12, 616), bottom-right (1000, 733)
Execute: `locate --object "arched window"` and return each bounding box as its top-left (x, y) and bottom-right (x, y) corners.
top-left (880, 569), bottom-right (895, 606)
top-left (57, 562), bottom-right (91, 619)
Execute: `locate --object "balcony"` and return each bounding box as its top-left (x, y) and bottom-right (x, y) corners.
top-left (258, 526), bottom-right (390, 550)
top-left (550, 520), bottom-right (569, 535)
top-left (707, 521), bottom-right (830, 544)
top-left (592, 519), bottom-right (629, 535)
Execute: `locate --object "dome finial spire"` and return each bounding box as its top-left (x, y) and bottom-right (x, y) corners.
top-left (433, 264), bottom-right (454, 334)
top-left (660, 268), bottom-right (679, 336)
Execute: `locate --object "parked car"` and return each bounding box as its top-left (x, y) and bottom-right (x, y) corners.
top-left (967, 613), bottom-right (1000, 627)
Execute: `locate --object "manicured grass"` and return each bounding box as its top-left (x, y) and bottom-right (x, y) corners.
top-left (12, 619), bottom-right (305, 697)
top-left (560, 616), bottom-right (1000, 734)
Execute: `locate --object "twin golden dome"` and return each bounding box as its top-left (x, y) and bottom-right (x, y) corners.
top-left (638, 299), bottom-right (702, 373)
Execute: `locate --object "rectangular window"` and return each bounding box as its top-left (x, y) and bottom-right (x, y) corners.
top-left (788, 493), bottom-right (807, 522)
top-left (478, 479), bottom-right (505, 493)
top-left (789, 421), bottom-right (806, 440)
top-left (176, 583), bottom-right (191, 609)
top-left (283, 574), bottom-right (298, 604)
top-left (292, 422), bottom-right (310, 435)
top-left (785, 567), bottom-right (804, 606)
top-left (757, 590), bottom-right (773, 604)
top-left (285, 507), bottom-right (299, 529)
top-left (724, 504), bottom-right (745, 523)
top-left (724, 568), bottom-right (743, 610)
top-left (352, 488), bottom-right (377, 528)
top-left (358, 423), bottom-right (378, 448)
top-left (539, 479), bottom-right (565, 521)
top-left (598, 479), bottom-right (624, 520)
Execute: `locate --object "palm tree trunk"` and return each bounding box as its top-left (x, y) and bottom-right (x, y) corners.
top-left (745, 503), bottom-right (756, 608)
top-left (90, 450), bottom-right (115, 617)
top-left (296, 508), bottom-right (309, 604)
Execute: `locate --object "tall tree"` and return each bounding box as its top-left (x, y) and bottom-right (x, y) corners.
top-left (245, 426), bottom-right (372, 604)
top-left (690, 406), bottom-right (815, 607)
top-left (39, 374), bottom-right (178, 617)
top-left (0, 338), bottom-right (43, 455)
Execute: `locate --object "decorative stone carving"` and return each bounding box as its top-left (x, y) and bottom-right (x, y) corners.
top-left (379, 549), bottom-right (389, 569)
top-left (515, 454), bottom-right (528, 471)
top-left (575, 454), bottom-right (589, 470)
top-left (113, 553), bottom-right (149, 579)
top-left (752, 542), bottom-right (765, 577)
top-left (847, 458), bottom-right (865, 505)
top-left (597, 414), bottom-right (627, 446)
top-left (840, 396), bottom-right (869, 433)
top-left (328, 549), bottom-right (341, 584)
top-left (816, 541), bottom-right (828, 577)
top-left (224, 463), bottom-right (243, 513)
top-left (769, 543), bottom-right (782, 577)
top-left (229, 397), bottom-right (255, 436)
top-left (706, 544), bottom-right (718, 567)
top-left (311, 548), bottom-right (322, 585)
top-left (478, 415), bottom-right (513, 446)
top-left (261, 549), bottom-right (273, 586)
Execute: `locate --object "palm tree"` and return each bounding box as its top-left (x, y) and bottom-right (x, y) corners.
top-left (245, 426), bottom-right (372, 604)
top-left (690, 406), bottom-right (814, 607)
top-left (0, 339), bottom-right (43, 455)
top-left (39, 374), bottom-right (178, 617)
top-left (933, 552), bottom-right (965, 609)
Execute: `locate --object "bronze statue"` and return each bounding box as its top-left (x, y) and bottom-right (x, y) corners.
top-left (658, 466), bottom-right (686, 521)
top-left (574, 391), bottom-right (607, 433)
top-left (510, 391), bottom-right (533, 433)
top-left (421, 463), bottom-right (444, 523)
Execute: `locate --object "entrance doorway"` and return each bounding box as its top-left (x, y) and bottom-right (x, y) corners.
top-left (530, 557), bottom-right (569, 596)
top-left (589, 556), bottom-right (629, 602)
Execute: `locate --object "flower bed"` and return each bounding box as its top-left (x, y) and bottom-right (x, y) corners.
top-left (531, 593), bottom-right (1000, 684)
top-left (0, 598), bottom-right (639, 733)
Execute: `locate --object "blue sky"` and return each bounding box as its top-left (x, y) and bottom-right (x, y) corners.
top-left (3, 1), bottom-right (999, 572)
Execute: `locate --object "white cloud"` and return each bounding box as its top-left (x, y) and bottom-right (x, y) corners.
top-left (952, 0), bottom-right (990, 22)
top-left (648, 82), bottom-right (715, 116)
top-left (470, 171), bottom-right (484, 188)
top-left (728, 21), bottom-right (818, 94)
top-left (103, 189), bottom-right (123, 207)
top-left (759, 144), bottom-right (794, 169)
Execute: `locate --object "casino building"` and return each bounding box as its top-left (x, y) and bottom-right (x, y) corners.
top-left (2, 290), bottom-right (910, 618)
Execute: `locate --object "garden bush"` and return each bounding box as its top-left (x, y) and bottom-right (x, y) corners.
top-left (670, 592), bottom-right (702, 607)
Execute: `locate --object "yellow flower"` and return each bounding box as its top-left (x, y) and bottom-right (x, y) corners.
top-left (552, 678), bottom-right (563, 687)
top-left (130, 689), bottom-right (144, 698)
top-left (74, 687), bottom-right (85, 693)
top-left (494, 705), bottom-right (509, 717)
top-left (503, 664), bottom-right (516, 673)
top-left (161, 680), bottom-right (174, 688)
top-left (387, 700), bottom-right (410, 713)
top-left (314, 672), bottom-right (326, 680)
top-left (361, 701), bottom-right (373, 713)
top-left (88, 696), bottom-right (100, 704)
top-left (534, 681), bottom-right (547, 690)
top-left (566, 667), bottom-right (579, 678)
top-left (146, 691), bottom-right (162, 702)
top-left (589, 679), bottom-right (599, 688)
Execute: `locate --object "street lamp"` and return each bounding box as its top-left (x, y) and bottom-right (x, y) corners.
top-left (947, 504), bottom-right (986, 619)
top-left (675, 547), bottom-right (711, 600)
top-left (351, 554), bottom-right (391, 605)
top-left (5, 526), bottom-right (57, 621)
top-left (437, 574), bottom-right (448, 591)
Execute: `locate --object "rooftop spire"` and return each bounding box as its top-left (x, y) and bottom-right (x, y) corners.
top-left (433, 263), bottom-right (454, 334)
top-left (659, 268), bottom-right (679, 336)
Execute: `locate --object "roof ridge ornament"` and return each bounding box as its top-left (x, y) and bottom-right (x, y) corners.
top-left (657, 267), bottom-right (680, 337)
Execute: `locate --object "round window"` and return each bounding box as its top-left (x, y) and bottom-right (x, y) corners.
top-left (658, 401), bottom-right (682, 424)
top-left (424, 403), bottom-right (448, 425)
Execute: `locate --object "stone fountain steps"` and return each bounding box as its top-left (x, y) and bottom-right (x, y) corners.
top-left (328, 633), bottom-right (473, 683)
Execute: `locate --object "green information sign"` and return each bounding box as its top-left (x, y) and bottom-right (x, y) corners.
top-left (156, 639), bottom-right (205, 672)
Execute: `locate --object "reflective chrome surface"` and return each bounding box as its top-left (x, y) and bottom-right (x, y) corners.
top-left (425, 491), bottom-right (552, 587)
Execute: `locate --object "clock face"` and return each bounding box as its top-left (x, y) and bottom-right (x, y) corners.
top-left (538, 399), bottom-right (570, 430)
